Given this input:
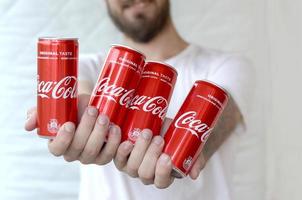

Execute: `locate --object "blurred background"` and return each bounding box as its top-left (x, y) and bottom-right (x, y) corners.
top-left (0, 0), bottom-right (300, 200)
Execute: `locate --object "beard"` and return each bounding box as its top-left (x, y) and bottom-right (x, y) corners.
top-left (107, 0), bottom-right (170, 43)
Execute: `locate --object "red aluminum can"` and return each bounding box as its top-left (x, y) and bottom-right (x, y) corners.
top-left (37, 37), bottom-right (78, 138)
top-left (122, 61), bottom-right (178, 143)
top-left (89, 45), bottom-right (145, 127)
top-left (163, 80), bottom-right (228, 177)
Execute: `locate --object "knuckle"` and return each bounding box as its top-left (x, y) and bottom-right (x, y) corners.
top-left (95, 152), bottom-right (114, 165)
top-left (95, 159), bottom-right (107, 165)
top-left (48, 147), bottom-right (61, 157)
top-left (127, 171), bottom-right (138, 178)
top-left (113, 155), bottom-right (123, 166)
top-left (84, 148), bottom-right (98, 158)
top-left (149, 145), bottom-right (162, 156)
top-left (60, 139), bottom-right (72, 148)
top-left (155, 168), bottom-right (166, 177)
top-left (70, 143), bottom-right (84, 152)
top-left (140, 178), bottom-right (153, 185)
top-left (200, 158), bottom-right (206, 170)
top-left (138, 171), bottom-right (153, 182)
top-left (126, 165), bottom-right (139, 177)
top-left (79, 158), bottom-right (92, 165)
top-left (113, 159), bottom-right (124, 170)
top-left (117, 148), bottom-right (129, 157)
top-left (100, 152), bottom-right (115, 164)
top-left (63, 155), bottom-right (76, 162)
top-left (127, 164), bottom-right (139, 173)
top-left (155, 183), bottom-right (169, 189)
top-left (50, 150), bottom-right (61, 157)
top-left (200, 162), bottom-right (206, 170)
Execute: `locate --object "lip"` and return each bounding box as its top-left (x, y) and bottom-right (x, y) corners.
top-left (122, 0), bottom-right (151, 9)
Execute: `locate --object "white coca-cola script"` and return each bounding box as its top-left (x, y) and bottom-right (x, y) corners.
top-left (92, 77), bottom-right (135, 105)
top-left (128, 95), bottom-right (168, 120)
top-left (38, 76), bottom-right (77, 99)
top-left (174, 111), bottom-right (213, 142)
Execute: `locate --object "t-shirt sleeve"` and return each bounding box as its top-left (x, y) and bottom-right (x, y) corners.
top-left (207, 56), bottom-right (255, 129)
top-left (79, 53), bottom-right (104, 85)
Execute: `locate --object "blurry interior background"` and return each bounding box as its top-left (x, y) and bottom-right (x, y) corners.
top-left (0, 0), bottom-right (300, 200)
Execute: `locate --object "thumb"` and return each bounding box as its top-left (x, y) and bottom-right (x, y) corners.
top-left (24, 107), bottom-right (38, 131)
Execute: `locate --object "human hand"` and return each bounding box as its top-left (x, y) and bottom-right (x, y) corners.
top-left (24, 94), bottom-right (121, 165)
top-left (113, 118), bottom-right (207, 189)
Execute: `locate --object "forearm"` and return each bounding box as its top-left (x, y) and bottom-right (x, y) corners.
top-left (202, 96), bottom-right (242, 161)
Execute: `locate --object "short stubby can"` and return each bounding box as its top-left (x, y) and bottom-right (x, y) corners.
top-left (89, 45), bottom-right (145, 127)
top-left (163, 80), bottom-right (229, 177)
top-left (37, 37), bottom-right (78, 139)
top-left (122, 61), bottom-right (178, 143)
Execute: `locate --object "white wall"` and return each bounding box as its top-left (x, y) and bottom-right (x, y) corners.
top-left (267, 1), bottom-right (302, 199)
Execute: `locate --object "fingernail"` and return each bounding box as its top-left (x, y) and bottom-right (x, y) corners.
top-left (87, 107), bottom-right (98, 117)
top-left (159, 154), bottom-right (171, 165)
top-left (142, 130), bottom-right (152, 140)
top-left (110, 125), bottom-right (121, 136)
top-left (123, 141), bottom-right (133, 151)
top-left (98, 115), bottom-right (109, 125)
top-left (153, 136), bottom-right (163, 145)
top-left (64, 123), bottom-right (75, 133)
top-left (26, 113), bottom-right (32, 121)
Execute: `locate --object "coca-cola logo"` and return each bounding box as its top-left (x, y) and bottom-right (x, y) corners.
top-left (38, 76), bottom-right (77, 99)
top-left (174, 111), bottom-right (213, 142)
top-left (128, 95), bottom-right (168, 120)
top-left (92, 77), bottom-right (135, 105)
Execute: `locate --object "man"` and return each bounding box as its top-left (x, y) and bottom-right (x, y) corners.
top-left (25, 0), bottom-right (255, 199)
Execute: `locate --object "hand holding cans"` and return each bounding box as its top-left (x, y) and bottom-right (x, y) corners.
top-left (36, 41), bottom-right (229, 179)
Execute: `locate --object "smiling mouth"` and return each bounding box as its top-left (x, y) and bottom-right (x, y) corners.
top-left (122, 0), bottom-right (152, 9)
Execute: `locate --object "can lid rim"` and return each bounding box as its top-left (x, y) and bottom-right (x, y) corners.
top-left (111, 44), bottom-right (146, 59)
top-left (172, 166), bottom-right (186, 178)
top-left (39, 37), bottom-right (78, 41)
top-left (145, 60), bottom-right (178, 75)
top-left (195, 80), bottom-right (229, 96)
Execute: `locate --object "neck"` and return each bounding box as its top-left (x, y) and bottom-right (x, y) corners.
top-left (123, 18), bottom-right (189, 61)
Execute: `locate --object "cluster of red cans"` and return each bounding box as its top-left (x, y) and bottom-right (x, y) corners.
top-left (37, 38), bottom-right (228, 177)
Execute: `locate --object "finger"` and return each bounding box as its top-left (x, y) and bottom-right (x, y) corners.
top-left (160, 118), bottom-right (173, 136)
top-left (64, 106), bottom-right (98, 162)
top-left (189, 154), bottom-right (206, 180)
top-left (154, 153), bottom-right (174, 189)
top-left (78, 94), bottom-right (91, 120)
top-left (95, 125), bottom-right (121, 165)
top-left (114, 141), bottom-right (134, 171)
top-left (48, 122), bottom-right (75, 157)
top-left (126, 129), bottom-right (153, 177)
top-left (25, 107), bottom-right (38, 131)
top-left (79, 114), bottom-right (110, 164)
top-left (138, 136), bottom-right (164, 185)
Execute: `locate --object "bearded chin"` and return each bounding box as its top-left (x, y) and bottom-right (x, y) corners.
top-left (107, 2), bottom-right (170, 43)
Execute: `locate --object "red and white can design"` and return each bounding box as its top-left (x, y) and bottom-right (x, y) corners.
top-left (122, 61), bottom-right (178, 143)
top-left (37, 37), bottom-right (78, 138)
top-left (163, 80), bottom-right (228, 177)
top-left (89, 45), bottom-right (145, 127)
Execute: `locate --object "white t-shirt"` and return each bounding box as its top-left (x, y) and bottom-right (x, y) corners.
top-left (78, 44), bottom-right (261, 200)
